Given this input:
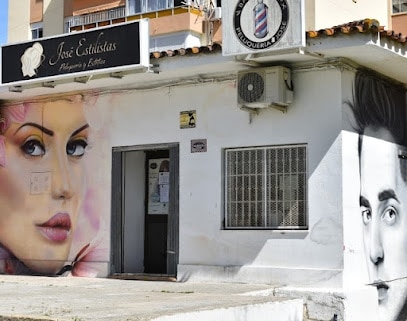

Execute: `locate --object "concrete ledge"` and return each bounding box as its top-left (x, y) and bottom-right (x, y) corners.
top-left (177, 264), bottom-right (343, 288)
top-left (244, 286), bottom-right (378, 321)
top-left (152, 299), bottom-right (303, 321)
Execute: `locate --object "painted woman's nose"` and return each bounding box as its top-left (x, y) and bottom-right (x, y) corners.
top-left (369, 222), bottom-right (384, 265)
top-left (51, 150), bottom-right (74, 200)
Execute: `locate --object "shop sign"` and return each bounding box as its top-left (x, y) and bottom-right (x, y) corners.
top-left (1, 20), bottom-right (149, 85)
top-left (222, 0), bottom-right (305, 56)
top-left (180, 110), bottom-right (196, 129)
top-left (191, 139), bottom-right (207, 153)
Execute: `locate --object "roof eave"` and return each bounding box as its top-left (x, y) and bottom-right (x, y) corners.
top-left (305, 31), bottom-right (407, 84)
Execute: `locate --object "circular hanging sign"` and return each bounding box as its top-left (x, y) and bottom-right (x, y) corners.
top-left (233, 0), bottom-right (289, 50)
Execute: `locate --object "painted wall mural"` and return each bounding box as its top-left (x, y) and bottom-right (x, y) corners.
top-left (349, 69), bottom-right (407, 321)
top-left (0, 93), bottom-right (108, 277)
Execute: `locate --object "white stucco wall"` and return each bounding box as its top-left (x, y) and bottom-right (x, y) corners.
top-left (43, 0), bottom-right (64, 37)
top-left (101, 66), bottom-right (346, 287)
top-left (7, 0), bottom-right (30, 43)
top-left (341, 69), bottom-right (368, 290)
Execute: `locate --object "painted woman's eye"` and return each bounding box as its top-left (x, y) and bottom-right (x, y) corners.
top-left (361, 208), bottom-right (371, 225)
top-left (66, 139), bottom-right (88, 157)
top-left (382, 207), bottom-right (397, 226)
top-left (21, 139), bottom-right (45, 156)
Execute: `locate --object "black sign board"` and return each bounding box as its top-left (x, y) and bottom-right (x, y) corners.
top-left (1, 21), bottom-right (147, 85)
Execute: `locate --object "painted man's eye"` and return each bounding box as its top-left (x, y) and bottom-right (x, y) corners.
top-left (382, 207), bottom-right (397, 226)
top-left (66, 139), bottom-right (88, 157)
top-left (361, 208), bottom-right (371, 225)
top-left (21, 139), bottom-right (45, 156)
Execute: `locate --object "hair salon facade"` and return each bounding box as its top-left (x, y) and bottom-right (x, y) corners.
top-left (1, 2), bottom-right (407, 320)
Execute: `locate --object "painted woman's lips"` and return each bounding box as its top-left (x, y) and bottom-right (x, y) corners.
top-left (373, 280), bottom-right (389, 302)
top-left (36, 213), bottom-right (72, 243)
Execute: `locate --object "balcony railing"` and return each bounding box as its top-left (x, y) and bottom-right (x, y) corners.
top-left (64, 4), bottom-right (202, 33)
top-left (65, 6), bottom-right (126, 31)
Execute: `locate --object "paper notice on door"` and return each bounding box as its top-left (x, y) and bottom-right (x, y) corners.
top-left (159, 184), bottom-right (169, 203)
top-left (158, 172), bottom-right (169, 184)
top-left (148, 158), bottom-right (170, 214)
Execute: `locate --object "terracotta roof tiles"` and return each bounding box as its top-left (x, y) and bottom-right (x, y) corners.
top-left (307, 18), bottom-right (382, 38)
top-left (150, 43), bottom-right (222, 59)
top-left (149, 19), bottom-right (407, 59)
top-left (308, 18), bottom-right (407, 44)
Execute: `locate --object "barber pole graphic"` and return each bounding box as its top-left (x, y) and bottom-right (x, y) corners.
top-left (254, 0), bottom-right (268, 38)
top-left (224, 0), bottom-right (304, 56)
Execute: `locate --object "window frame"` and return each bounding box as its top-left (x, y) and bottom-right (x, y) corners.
top-left (223, 144), bottom-right (308, 230)
top-left (392, 0), bottom-right (407, 14)
top-left (30, 22), bottom-right (43, 40)
top-left (128, 0), bottom-right (185, 14)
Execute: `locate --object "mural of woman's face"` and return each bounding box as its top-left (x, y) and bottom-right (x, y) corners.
top-left (0, 98), bottom-right (88, 274)
top-left (360, 127), bottom-right (407, 321)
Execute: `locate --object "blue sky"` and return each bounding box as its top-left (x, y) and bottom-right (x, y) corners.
top-left (0, 0), bottom-right (7, 46)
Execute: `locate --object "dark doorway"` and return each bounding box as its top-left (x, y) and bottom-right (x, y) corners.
top-left (144, 150), bottom-right (169, 273)
top-left (110, 144), bottom-right (179, 278)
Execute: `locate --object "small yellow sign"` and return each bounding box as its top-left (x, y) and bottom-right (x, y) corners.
top-left (180, 110), bottom-right (196, 129)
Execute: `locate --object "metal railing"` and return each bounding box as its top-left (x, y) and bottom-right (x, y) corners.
top-left (64, 6), bottom-right (126, 31)
top-left (64, 4), bottom-right (202, 33)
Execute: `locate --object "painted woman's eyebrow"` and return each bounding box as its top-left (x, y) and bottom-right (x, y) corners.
top-left (14, 122), bottom-right (54, 136)
top-left (71, 124), bottom-right (89, 137)
top-left (378, 189), bottom-right (399, 203)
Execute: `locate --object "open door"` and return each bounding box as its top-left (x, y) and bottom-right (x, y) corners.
top-left (110, 144), bottom-right (179, 278)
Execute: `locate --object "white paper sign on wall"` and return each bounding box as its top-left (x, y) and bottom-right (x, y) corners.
top-left (222, 0), bottom-right (305, 56)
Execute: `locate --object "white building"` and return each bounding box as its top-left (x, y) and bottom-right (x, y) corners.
top-left (1, 1), bottom-right (407, 320)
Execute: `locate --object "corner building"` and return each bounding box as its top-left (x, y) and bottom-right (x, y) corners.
top-left (1, 1), bottom-right (407, 320)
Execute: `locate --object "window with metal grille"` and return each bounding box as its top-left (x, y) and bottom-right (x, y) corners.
top-left (224, 145), bottom-right (307, 229)
top-left (393, 0), bottom-right (407, 13)
top-left (128, 0), bottom-right (184, 14)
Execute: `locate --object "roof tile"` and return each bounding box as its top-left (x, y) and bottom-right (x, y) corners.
top-left (307, 18), bottom-right (381, 38)
top-left (149, 19), bottom-right (406, 59)
top-left (150, 43), bottom-right (222, 59)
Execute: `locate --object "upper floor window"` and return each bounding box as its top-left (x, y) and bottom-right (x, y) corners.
top-left (31, 23), bottom-right (43, 39)
top-left (128, 0), bottom-right (186, 14)
top-left (393, 0), bottom-right (407, 13)
top-left (224, 144), bottom-right (307, 229)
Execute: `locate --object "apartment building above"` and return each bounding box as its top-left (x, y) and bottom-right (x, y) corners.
top-left (391, 0), bottom-right (407, 35)
top-left (8, 0), bottom-right (222, 52)
top-left (9, 1), bottom-right (400, 53)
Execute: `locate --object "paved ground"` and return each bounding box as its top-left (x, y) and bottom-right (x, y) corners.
top-left (0, 275), bottom-right (291, 321)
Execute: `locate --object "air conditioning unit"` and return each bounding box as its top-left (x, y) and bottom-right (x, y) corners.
top-left (237, 66), bottom-right (293, 112)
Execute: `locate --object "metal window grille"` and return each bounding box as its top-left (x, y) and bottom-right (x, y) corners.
top-left (393, 0), bottom-right (407, 13)
top-left (131, 0), bottom-right (182, 14)
top-left (225, 145), bottom-right (307, 229)
top-left (64, 6), bottom-right (126, 30)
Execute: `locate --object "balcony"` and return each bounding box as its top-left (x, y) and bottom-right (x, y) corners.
top-left (64, 4), bottom-right (218, 51)
top-left (65, 6), bottom-right (126, 32)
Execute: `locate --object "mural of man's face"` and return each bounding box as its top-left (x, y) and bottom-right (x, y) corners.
top-left (0, 99), bottom-right (88, 274)
top-left (360, 126), bottom-right (407, 321)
